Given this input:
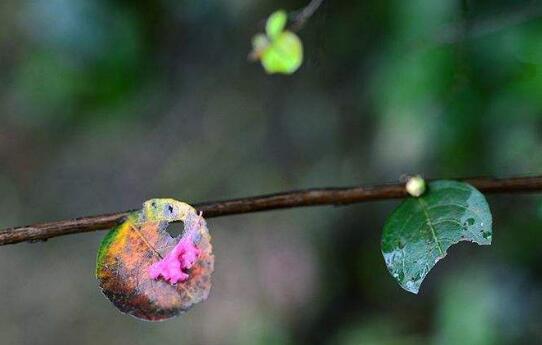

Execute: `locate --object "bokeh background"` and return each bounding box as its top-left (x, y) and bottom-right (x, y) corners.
top-left (1, 0), bottom-right (542, 344)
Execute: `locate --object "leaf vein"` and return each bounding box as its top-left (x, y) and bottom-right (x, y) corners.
top-left (418, 198), bottom-right (444, 256)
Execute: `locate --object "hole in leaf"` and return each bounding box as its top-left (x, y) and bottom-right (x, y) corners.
top-left (166, 222), bottom-right (183, 238)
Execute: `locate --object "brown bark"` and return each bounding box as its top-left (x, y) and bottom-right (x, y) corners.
top-left (1, 175), bottom-right (541, 246)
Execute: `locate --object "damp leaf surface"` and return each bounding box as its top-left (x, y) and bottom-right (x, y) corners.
top-left (96, 198), bottom-right (214, 321)
top-left (381, 180), bottom-right (492, 294)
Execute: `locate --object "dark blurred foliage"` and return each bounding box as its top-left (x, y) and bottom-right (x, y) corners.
top-left (1, 0), bottom-right (542, 344)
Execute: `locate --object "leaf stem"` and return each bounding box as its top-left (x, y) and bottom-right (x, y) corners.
top-left (290, 0), bottom-right (325, 31)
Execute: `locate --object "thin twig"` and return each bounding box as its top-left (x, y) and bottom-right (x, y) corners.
top-left (0, 175), bottom-right (541, 246)
top-left (290, 0), bottom-right (325, 31)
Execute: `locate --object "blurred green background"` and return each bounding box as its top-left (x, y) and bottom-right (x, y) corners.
top-left (1, 0), bottom-right (542, 344)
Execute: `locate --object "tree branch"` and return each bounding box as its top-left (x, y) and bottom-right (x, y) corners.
top-left (1, 175), bottom-right (541, 246)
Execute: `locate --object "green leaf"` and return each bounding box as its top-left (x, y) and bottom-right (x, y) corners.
top-left (261, 31), bottom-right (303, 74)
top-left (381, 180), bottom-right (492, 294)
top-left (266, 10), bottom-right (288, 40)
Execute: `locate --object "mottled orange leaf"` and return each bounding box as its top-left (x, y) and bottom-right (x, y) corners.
top-left (96, 199), bottom-right (214, 321)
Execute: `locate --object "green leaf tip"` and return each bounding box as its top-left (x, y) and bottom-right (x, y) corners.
top-left (266, 10), bottom-right (288, 40)
top-left (381, 180), bottom-right (492, 294)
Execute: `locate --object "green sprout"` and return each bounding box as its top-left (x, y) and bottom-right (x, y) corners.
top-left (250, 10), bottom-right (303, 75)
